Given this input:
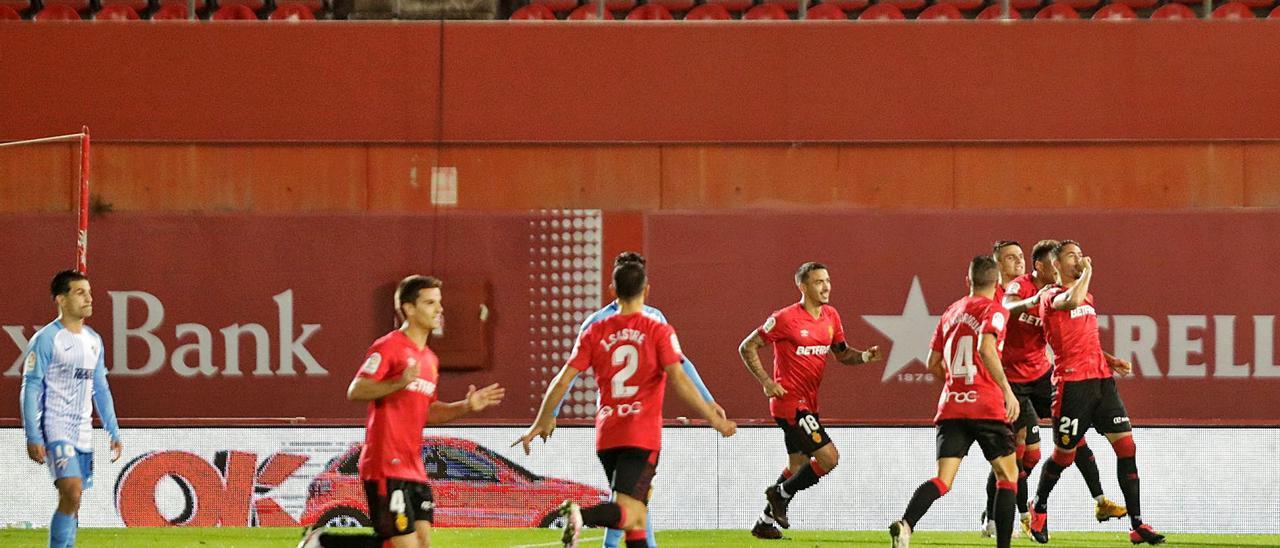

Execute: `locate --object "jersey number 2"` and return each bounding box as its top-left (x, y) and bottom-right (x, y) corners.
top-left (611, 345), bottom-right (639, 398)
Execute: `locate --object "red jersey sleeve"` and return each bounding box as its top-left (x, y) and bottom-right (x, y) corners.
top-left (828, 307), bottom-right (848, 347)
top-left (929, 315), bottom-right (946, 353)
top-left (654, 323), bottom-right (685, 367)
top-left (984, 303), bottom-right (1008, 338)
top-left (757, 310), bottom-right (786, 343)
top-left (566, 324), bottom-right (597, 373)
top-left (354, 341), bottom-right (393, 381)
top-left (1039, 286), bottom-right (1065, 319)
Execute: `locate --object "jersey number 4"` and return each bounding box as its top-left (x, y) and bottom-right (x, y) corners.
top-left (944, 335), bottom-right (977, 385)
top-left (611, 345), bottom-right (639, 399)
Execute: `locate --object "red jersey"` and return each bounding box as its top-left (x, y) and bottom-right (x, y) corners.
top-left (1001, 274), bottom-right (1052, 383)
top-left (1039, 286), bottom-right (1109, 382)
top-left (566, 312), bottom-right (684, 452)
top-left (994, 282), bottom-right (1006, 305)
top-left (929, 295), bottom-right (1009, 423)
top-left (756, 303), bottom-right (847, 419)
top-left (355, 330), bottom-right (440, 482)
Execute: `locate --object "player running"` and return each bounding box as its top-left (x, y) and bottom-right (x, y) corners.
top-left (739, 262), bottom-right (882, 538)
top-left (518, 260), bottom-right (736, 548)
top-left (889, 255), bottom-right (1020, 548)
top-left (1026, 241), bottom-right (1165, 545)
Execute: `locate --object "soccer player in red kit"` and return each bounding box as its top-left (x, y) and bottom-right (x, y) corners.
top-left (517, 260), bottom-right (736, 548)
top-left (889, 255), bottom-right (1020, 548)
top-left (981, 240), bottom-right (1125, 537)
top-left (1026, 241), bottom-right (1165, 545)
top-left (739, 262), bottom-right (882, 537)
top-left (302, 275), bottom-right (505, 548)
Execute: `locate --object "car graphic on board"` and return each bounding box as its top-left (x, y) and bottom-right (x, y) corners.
top-left (300, 436), bottom-right (607, 528)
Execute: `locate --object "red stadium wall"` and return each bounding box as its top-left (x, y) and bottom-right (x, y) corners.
top-left (4, 23), bottom-right (1280, 143)
top-left (4, 142), bottom-right (1280, 212)
top-left (2, 211), bottom-right (1278, 426)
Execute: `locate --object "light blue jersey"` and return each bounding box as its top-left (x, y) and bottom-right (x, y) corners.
top-left (20, 320), bottom-right (120, 452)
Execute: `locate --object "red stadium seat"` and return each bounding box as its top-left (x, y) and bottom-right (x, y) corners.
top-left (603, 0), bottom-right (636, 12)
top-left (95, 4), bottom-right (140, 17)
top-left (684, 3), bottom-right (731, 17)
top-left (157, 0), bottom-right (206, 11)
top-left (823, 0), bottom-right (868, 11)
top-left (1105, 0), bottom-right (1155, 8)
top-left (268, 3), bottom-right (316, 18)
top-left (934, 0), bottom-right (984, 11)
top-left (219, 0), bottom-right (266, 11)
top-left (803, 2), bottom-right (847, 18)
top-left (744, 3), bottom-right (789, 17)
top-left (701, 0), bottom-right (753, 13)
top-left (210, 3), bottom-right (257, 18)
top-left (858, 2), bottom-right (904, 17)
top-left (1212, 1), bottom-right (1254, 17)
top-left (1051, 0), bottom-right (1097, 9)
top-left (1150, 2), bottom-right (1197, 16)
top-left (1271, 4), bottom-right (1280, 15)
top-left (1091, 3), bottom-right (1135, 17)
top-left (34, 4), bottom-right (81, 18)
top-left (0, 4), bottom-right (21, 17)
top-left (149, 3), bottom-right (192, 17)
top-left (41, 0), bottom-right (89, 12)
top-left (876, 0), bottom-right (925, 11)
top-left (762, 0), bottom-right (802, 11)
top-left (530, 0), bottom-right (576, 12)
top-left (976, 4), bottom-right (1022, 17)
top-left (567, 3), bottom-right (614, 17)
top-left (917, 3), bottom-right (963, 17)
top-left (510, 3), bottom-right (557, 17)
top-left (625, 4), bottom-right (672, 17)
top-left (645, 0), bottom-right (692, 11)
top-left (1034, 3), bottom-right (1078, 17)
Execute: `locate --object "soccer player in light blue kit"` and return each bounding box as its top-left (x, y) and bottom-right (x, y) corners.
top-left (20, 270), bottom-right (123, 548)
top-left (553, 252), bottom-right (722, 548)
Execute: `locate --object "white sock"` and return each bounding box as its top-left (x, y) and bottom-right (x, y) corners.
top-left (760, 512), bottom-right (776, 525)
top-left (779, 486), bottom-right (792, 499)
top-left (1095, 495), bottom-right (1106, 503)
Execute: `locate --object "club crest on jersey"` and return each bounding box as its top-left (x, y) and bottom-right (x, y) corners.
top-left (360, 353), bottom-right (382, 374)
top-left (828, 326), bottom-right (834, 339)
top-left (762, 317), bottom-right (776, 332)
top-left (991, 312), bottom-right (1006, 331)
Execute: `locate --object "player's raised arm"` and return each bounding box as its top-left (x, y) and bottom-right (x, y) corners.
top-left (1052, 256), bottom-right (1093, 311)
top-left (978, 333), bottom-right (1019, 423)
top-left (740, 329), bottom-right (785, 398)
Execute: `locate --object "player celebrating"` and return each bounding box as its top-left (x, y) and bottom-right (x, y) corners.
top-left (1026, 241), bottom-right (1165, 545)
top-left (302, 275), bottom-right (505, 548)
top-left (518, 260), bottom-right (736, 548)
top-left (739, 262), bottom-right (882, 537)
top-left (20, 270), bottom-right (123, 548)
top-left (554, 251), bottom-right (723, 548)
top-left (890, 256), bottom-right (1020, 548)
top-left (980, 240), bottom-right (1125, 537)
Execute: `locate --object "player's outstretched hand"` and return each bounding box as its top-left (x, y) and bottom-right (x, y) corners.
top-left (1110, 358), bottom-right (1133, 376)
top-left (712, 418), bottom-right (737, 438)
top-left (862, 345), bottom-right (883, 363)
top-left (762, 380), bottom-right (787, 398)
top-left (513, 421), bottom-right (555, 455)
top-left (26, 442), bottom-right (45, 465)
top-left (1003, 389), bottom-right (1020, 424)
top-left (110, 440), bottom-right (124, 463)
top-left (466, 383), bottom-right (505, 412)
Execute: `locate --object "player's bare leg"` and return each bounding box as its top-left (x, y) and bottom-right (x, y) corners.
top-left (415, 521), bottom-right (431, 548)
top-left (892, 457), bottom-right (961, 548)
top-left (1104, 432), bottom-right (1165, 545)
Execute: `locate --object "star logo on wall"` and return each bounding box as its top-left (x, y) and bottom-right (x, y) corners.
top-left (862, 276), bottom-right (941, 382)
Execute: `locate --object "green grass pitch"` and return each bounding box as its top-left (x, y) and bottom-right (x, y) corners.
top-left (1, 528), bottom-right (1277, 547)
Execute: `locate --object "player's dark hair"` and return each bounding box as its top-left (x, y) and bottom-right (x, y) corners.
top-left (395, 275), bottom-right (443, 316)
top-left (614, 251), bottom-right (646, 268)
top-left (50, 270), bottom-right (87, 298)
top-left (1032, 239), bottom-right (1060, 265)
top-left (992, 240), bottom-right (1021, 257)
top-left (613, 261), bottom-right (646, 300)
top-left (970, 256), bottom-right (1000, 289)
top-left (1053, 239), bottom-right (1081, 257)
top-left (795, 262), bottom-right (828, 285)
